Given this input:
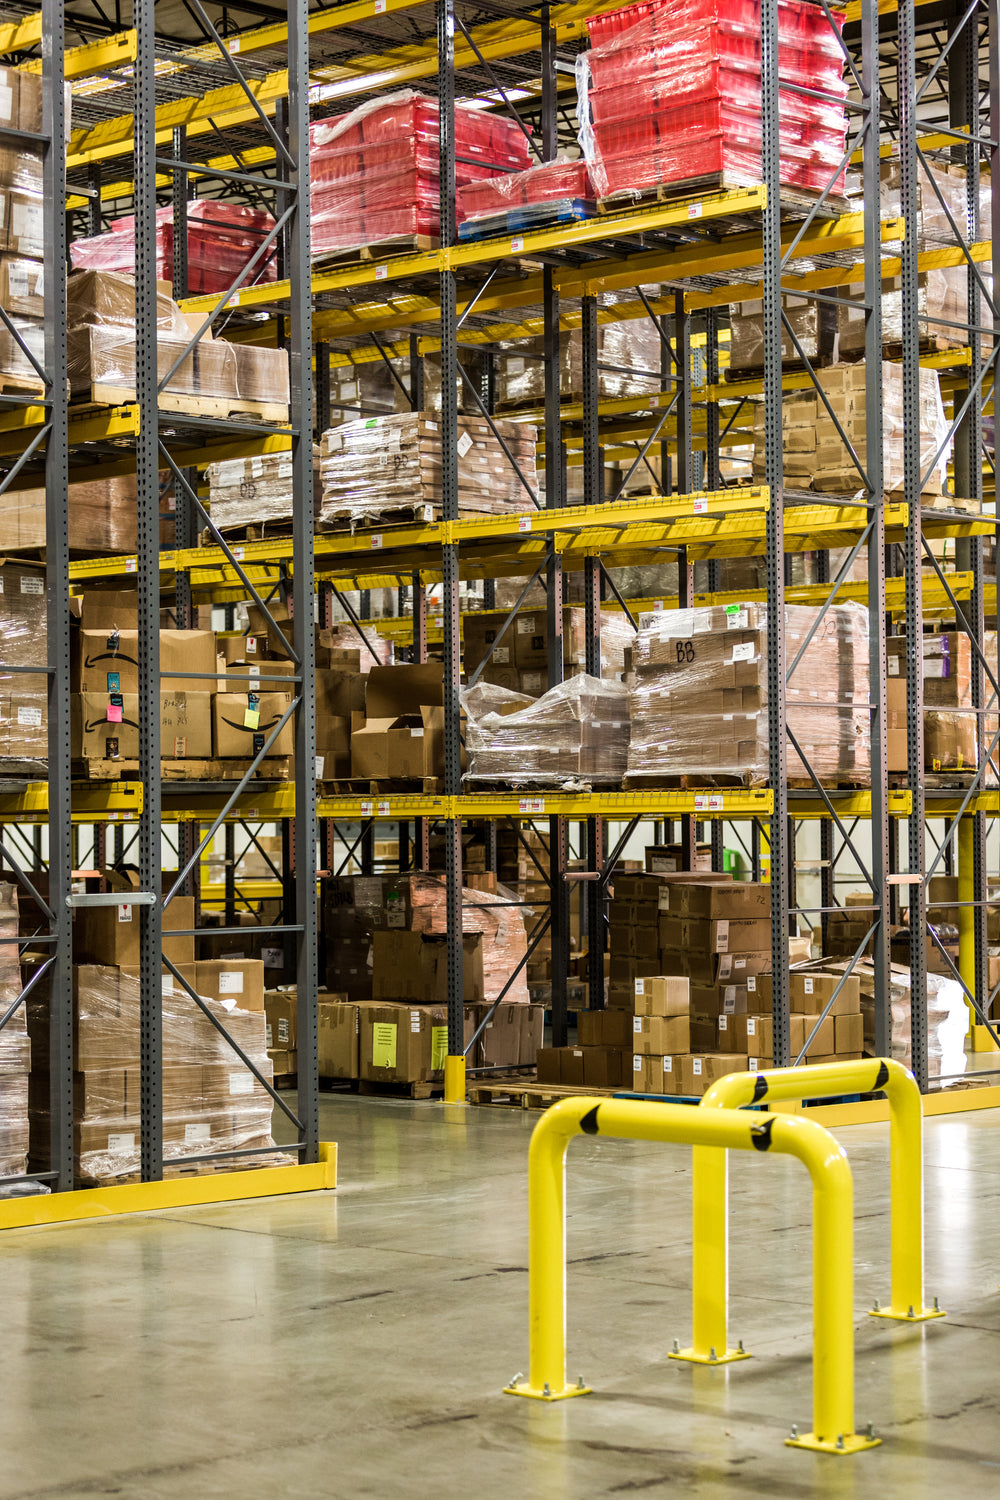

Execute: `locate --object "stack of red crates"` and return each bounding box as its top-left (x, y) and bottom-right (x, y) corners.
top-left (457, 158), bottom-right (594, 226)
top-left (70, 201), bottom-right (277, 294)
top-left (582, 0), bottom-right (849, 202)
top-left (311, 91), bottom-right (532, 256)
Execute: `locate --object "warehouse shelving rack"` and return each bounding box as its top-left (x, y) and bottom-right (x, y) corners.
top-left (2, 0), bottom-right (999, 1196)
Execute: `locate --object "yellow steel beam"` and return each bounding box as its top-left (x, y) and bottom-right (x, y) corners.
top-left (0, 781), bottom-right (143, 824)
top-left (0, 11), bottom-right (43, 53)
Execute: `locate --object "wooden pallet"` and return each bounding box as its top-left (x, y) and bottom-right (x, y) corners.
top-left (469, 1078), bottom-right (613, 1109)
top-left (0, 371), bottom-right (46, 399)
top-left (622, 773), bottom-right (760, 790)
top-left (74, 385), bottom-right (290, 425)
top-left (922, 494), bottom-right (986, 516)
top-left (74, 756), bottom-right (293, 783)
top-left (316, 501), bottom-right (524, 533)
top-left (724, 355), bottom-right (834, 383)
top-left (598, 177), bottom-right (854, 227)
top-left (203, 518), bottom-right (294, 547)
top-left (312, 234), bottom-right (438, 269)
top-left (882, 336), bottom-right (968, 361)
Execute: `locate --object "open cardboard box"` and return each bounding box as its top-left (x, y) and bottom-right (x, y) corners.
top-left (350, 664), bottom-right (447, 780)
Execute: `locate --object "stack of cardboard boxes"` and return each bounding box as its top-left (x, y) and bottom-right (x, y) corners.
top-left (463, 676), bottom-right (630, 786)
top-left (0, 68), bottom-right (48, 388)
top-left (0, 557), bottom-right (47, 767)
top-left (463, 606), bottom-right (632, 699)
top-left (0, 884), bottom-right (29, 1176)
top-left (886, 630), bottom-right (998, 778)
top-left (24, 894), bottom-right (279, 1184)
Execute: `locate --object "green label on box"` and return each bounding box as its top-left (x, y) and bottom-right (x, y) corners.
top-left (431, 1025), bottom-right (448, 1071)
top-left (725, 604), bottom-right (740, 615)
top-left (372, 1022), bottom-right (397, 1068)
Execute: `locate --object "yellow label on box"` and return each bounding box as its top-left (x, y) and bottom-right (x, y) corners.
top-left (431, 1025), bottom-right (448, 1070)
top-left (244, 706), bottom-right (260, 730)
top-left (371, 1022), bottom-right (397, 1068)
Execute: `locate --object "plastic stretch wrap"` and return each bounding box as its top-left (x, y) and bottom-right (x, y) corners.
top-left (587, 0), bottom-right (846, 48)
top-left (408, 874), bottom-right (530, 1006)
top-left (207, 449), bottom-right (321, 531)
top-left (310, 90), bottom-right (531, 256)
top-left (578, 0), bottom-right (848, 202)
top-left (923, 710), bottom-right (998, 782)
top-left (457, 157), bottom-right (594, 224)
top-left (498, 291), bottom-right (660, 405)
top-left (327, 351), bottom-right (473, 420)
top-left (890, 969), bottom-right (968, 1079)
top-left (319, 411), bottom-right (534, 524)
top-left (626, 602), bottom-right (870, 786)
top-left (0, 560), bottom-right (46, 766)
top-left (879, 155), bottom-right (968, 245)
top-left (0, 884), bottom-right (28, 1176)
top-left (730, 293), bottom-right (836, 370)
top-left (753, 360), bottom-right (950, 494)
top-left (26, 964), bottom-right (281, 1185)
top-left (2, 474), bottom-right (137, 552)
top-left (463, 675), bottom-right (630, 786)
top-left (839, 267), bottom-right (969, 355)
top-left (71, 202), bottom-right (277, 293)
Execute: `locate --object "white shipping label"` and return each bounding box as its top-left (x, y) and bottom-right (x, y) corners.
top-left (731, 641), bottom-right (755, 663)
top-left (278, 1018), bottom-right (290, 1044)
top-left (692, 1058), bottom-right (703, 1075)
top-left (733, 957), bottom-right (747, 971)
top-left (663, 1056), bottom-right (673, 1073)
top-left (108, 1132), bottom-right (136, 1153)
top-left (118, 904), bottom-right (132, 923)
top-left (315, 755), bottom-right (325, 780)
top-left (747, 975), bottom-right (756, 992)
top-left (20, 576), bottom-right (43, 595)
top-left (219, 971), bottom-right (245, 995)
top-left (7, 265), bottom-right (29, 298)
top-left (715, 918), bottom-right (729, 953)
top-left (726, 607), bottom-right (748, 629)
top-left (411, 1010), bottom-right (421, 1033)
top-left (634, 978), bottom-right (645, 995)
top-left (229, 1073), bottom-right (254, 1095)
top-left (658, 889), bottom-right (671, 909)
top-left (723, 986), bottom-right (736, 1014)
top-left (246, 636), bottom-right (257, 654)
top-left (517, 617), bottom-right (536, 634)
top-left (185, 1123), bottom-right (211, 1144)
top-left (747, 1017), bottom-right (757, 1036)
top-left (887, 657), bottom-right (900, 675)
top-left (0, 85), bottom-right (13, 122)
top-left (265, 1023), bottom-right (273, 1048)
top-left (718, 1014), bottom-right (728, 1031)
top-left (456, 432), bottom-right (474, 457)
top-left (749, 1057), bottom-right (759, 1073)
top-left (718, 955), bottom-right (732, 978)
top-left (409, 727), bottom-right (424, 737)
top-left (633, 1016), bottom-right (643, 1033)
top-left (16, 706), bottom-right (41, 727)
top-left (161, 976), bottom-right (174, 997)
top-left (803, 976), bottom-right (814, 994)
top-left (493, 646), bottom-right (510, 664)
top-left (633, 1054), bottom-right (643, 1072)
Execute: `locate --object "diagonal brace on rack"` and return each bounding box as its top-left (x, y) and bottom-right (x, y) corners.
top-left (920, 343), bottom-right (1000, 493)
top-left (0, 836), bottom-right (54, 923)
top-left (466, 558), bottom-right (548, 688)
top-left (162, 448), bottom-right (300, 665)
top-left (923, 717), bottom-right (1000, 886)
top-left (787, 520), bottom-right (874, 683)
top-left (612, 392), bottom-right (680, 500)
top-left (328, 583), bottom-right (383, 666)
top-left (785, 725), bottom-right (876, 888)
top-left (0, 422), bottom-right (52, 503)
top-left (464, 910), bottom-right (552, 1061)
top-left (458, 363), bottom-right (539, 508)
top-left (0, 953), bottom-right (55, 1035)
top-left (597, 561), bottom-right (638, 631)
top-left (452, 11), bottom-right (542, 161)
top-left (915, 141), bottom-right (998, 321)
top-left (334, 819), bottom-right (375, 878)
top-left (599, 815), bottom-right (642, 889)
top-left (163, 698), bottom-right (300, 906)
top-left (926, 928), bottom-right (1000, 1053)
top-left (921, 537), bottom-right (1000, 707)
top-left (162, 954), bottom-right (303, 1128)
top-left (780, 311), bottom-right (869, 488)
top-left (780, 116), bottom-right (869, 271)
top-left (506, 814), bottom-right (551, 886)
top-left (792, 926), bottom-right (877, 1065)
top-left (184, 0), bottom-right (295, 172)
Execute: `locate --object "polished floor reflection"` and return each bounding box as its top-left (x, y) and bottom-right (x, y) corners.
top-left (1, 1096), bottom-right (999, 1497)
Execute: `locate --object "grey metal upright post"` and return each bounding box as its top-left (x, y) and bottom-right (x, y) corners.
top-left (898, 0), bottom-right (927, 1090)
top-left (136, 0), bottom-right (163, 1179)
top-left (582, 294), bottom-right (604, 1013)
top-left (438, 0), bottom-right (465, 1082)
top-left (43, 0), bottom-right (73, 1192)
top-left (761, 0), bottom-right (790, 1065)
top-left (288, 0), bottom-right (318, 1158)
top-left (863, 0), bottom-right (890, 1055)
top-left (990, 0), bottom-right (1000, 1025)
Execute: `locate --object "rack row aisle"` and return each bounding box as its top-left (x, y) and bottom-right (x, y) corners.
top-left (1, 0), bottom-right (1000, 1197)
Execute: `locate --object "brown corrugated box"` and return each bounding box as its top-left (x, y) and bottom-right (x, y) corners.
top-left (658, 915), bottom-right (772, 954)
top-left (371, 928), bottom-right (484, 1006)
top-left (358, 1002), bottom-right (449, 1084)
top-left (213, 690), bottom-right (294, 757)
top-left (753, 972), bottom-right (861, 1015)
top-left (194, 959), bottom-right (265, 1013)
top-left (631, 1013), bottom-right (691, 1054)
top-left (318, 998), bottom-right (358, 1078)
top-left (679, 1053), bottom-right (750, 1097)
top-left (350, 664), bottom-right (444, 779)
top-left (73, 896), bottom-right (195, 970)
top-left (264, 991), bottom-right (297, 1051)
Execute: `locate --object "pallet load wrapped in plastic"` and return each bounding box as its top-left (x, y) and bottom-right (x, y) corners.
top-left (70, 201), bottom-right (278, 294)
top-left (827, 959), bottom-right (968, 1079)
top-left (0, 473), bottom-right (138, 552)
top-left (457, 156), bottom-right (595, 235)
top-left (408, 873), bottom-right (532, 1007)
top-left (463, 604), bottom-right (633, 697)
top-left (729, 292), bottom-right (836, 372)
top-left (496, 289), bottom-right (662, 408)
top-left (463, 676), bottom-right (630, 787)
top-left (0, 884), bottom-right (29, 1177)
top-left (25, 962), bottom-right (285, 1185)
top-left (0, 73), bottom-right (47, 391)
top-left (625, 602), bottom-right (870, 787)
top-left (206, 448), bottom-right (322, 533)
top-left (752, 360), bottom-right (951, 495)
top-left (318, 412), bottom-right (534, 528)
top-left (310, 90), bottom-right (532, 258)
top-left (0, 558), bottom-right (47, 769)
top-left (577, 0), bottom-right (850, 204)
top-left (67, 269), bottom-right (290, 410)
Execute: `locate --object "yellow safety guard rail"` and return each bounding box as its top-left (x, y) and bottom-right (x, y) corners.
top-left (674, 1058), bottom-right (943, 1369)
top-left (505, 1096), bottom-right (880, 1455)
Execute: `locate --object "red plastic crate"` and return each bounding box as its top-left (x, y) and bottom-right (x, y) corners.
top-left (587, 19), bottom-right (846, 94)
top-left (457, 159), bottom-right (593, 223)
top-left (587, 0), bottom-right (844, 47)
top-left (310, 94), bottom-right (530, 171)
top-left (589, 57), bottom-right (848, 128)
top-left (72, 201), bottom-right (277, 293)
top-left (594, 99), bottom-right (845, 163)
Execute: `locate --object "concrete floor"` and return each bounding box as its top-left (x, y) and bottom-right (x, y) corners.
top-left (2, 1099), bottom-right (1000, 1498)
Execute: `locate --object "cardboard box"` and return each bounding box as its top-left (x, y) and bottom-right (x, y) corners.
top-left (350, 663), bottom-right (444, 780)
top-left (371, 929), bottom-right (484, 1005)
top-left (633, 975), bottom-right (690, 1017)
top-left (73, 896), bottom-right (195, 969)
top-left (833, 1012), bottom-right (864, 1054)
top-left (77, 590), bottom-right (139, 632)
top-left (521, 1004), bottom-right (544, 1066)
top-left (214, 690), bottom-right (294, 758)
top-left (583, 1045), bottom-right (627, 1089)
top-left (264, 991), bottom-right (297, 1052)
top-left (679, 1052), bottom-right (750, 1097)
top-left (793, 1013), bottom-right (835, 1058)
top-left (754, 972), bottom-right (861, 1015)
top-left (658, 881), bottom-right (770, 918)
top-left (194, 959), bottom-right (266, 1013)
top-left (357, 1002), bottom-right (450, 1084)
top-left (735, 1014), bottom-right (771, 1056)
top-left (470, 1002), bottom-right (522, 1070)
top-left (267, 1048), bottom-right (296, 1077)
top-left (657, 915), bottom-right (772, 954)
top-left (630, 1013), bottom-right (690, 1054)
top-left (630, 1052), bottom-right (684, 1093)
top-left (578, 1009), bottom-right (637, 1047)
top-left (159, 692), bottom-right (213, 759)
top-left (318, 999), bottom-right (358, 1078)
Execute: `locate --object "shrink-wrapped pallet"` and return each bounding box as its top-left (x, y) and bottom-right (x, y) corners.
top-left (70, 201), bottom-right (277, 294)
top-left (497, 290), bottom-right (661, 406)
top-left (463, 676), bottom-right (630, 786)
top-left (319, 411), bottom-right (535, 526)
top-left (310, 90), bottom-right (531, 257)
top-left (207, 448), bottom-right (321, 532)
top-left (0, 883), bottom-right (28, 1176)
top-left (625, 602), bottom-right (870, 786)
top-left (458, 156), bottom-right (595, 227)
top-left (409, 874), bottom-right (531, 1006)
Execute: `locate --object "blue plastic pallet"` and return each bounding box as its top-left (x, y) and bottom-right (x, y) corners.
top-left (458, 198), bottom-right (597, 242)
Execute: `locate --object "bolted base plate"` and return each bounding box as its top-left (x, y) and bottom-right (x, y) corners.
top-left (504, 1380), bottom-right (591, 1401)
top-left (669, 1345), bottom-right (751, 1366)
top-left (786, 1432), bottom-right (882, 1455)
top-left (869, 1306), bottom-right (946, 1323)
